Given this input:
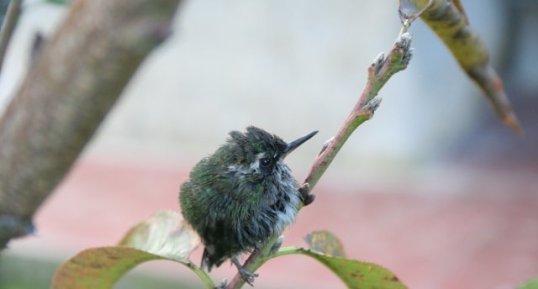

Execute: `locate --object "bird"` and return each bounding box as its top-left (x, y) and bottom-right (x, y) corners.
top-left (179, 126), bottom-right (317, 285)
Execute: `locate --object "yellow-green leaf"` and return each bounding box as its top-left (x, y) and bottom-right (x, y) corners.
top-left (275, 247), bottom-right (407, 289)
top-left (407, 0), bottom-right (521, 133)
top-left (52, 247), bottom-right (161, 289)
top-left (52, 211), bottom-right (212, 289)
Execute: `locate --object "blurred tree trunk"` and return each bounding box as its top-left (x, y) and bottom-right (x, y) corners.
top-left (0, 0), bottom-right (182, 249)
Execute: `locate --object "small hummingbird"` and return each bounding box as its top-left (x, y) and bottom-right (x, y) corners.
top-left (179, 126), bottom-right (317, 285)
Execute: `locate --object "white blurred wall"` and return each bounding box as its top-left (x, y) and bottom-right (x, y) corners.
top-left (0, 0), bottom-right (507, 179)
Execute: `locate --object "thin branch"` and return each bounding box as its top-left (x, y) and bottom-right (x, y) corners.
top-left (0, 0), bottom-right (182, 249)
top-left (225, 30), bottom-right (413, 289)
top-left (0, 0), bottom-right (21, 78)
top-left (303, 33), bottom-right (412, 192)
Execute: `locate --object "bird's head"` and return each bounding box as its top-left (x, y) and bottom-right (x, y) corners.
top-left (225, 126), bottom-right (317, 179)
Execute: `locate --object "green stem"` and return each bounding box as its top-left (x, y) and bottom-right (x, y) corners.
top-left (271, 246), bottom-right (304, 258)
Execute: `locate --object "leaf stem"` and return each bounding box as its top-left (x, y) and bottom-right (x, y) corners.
top-left (271, 246), bottom-right (304, 258)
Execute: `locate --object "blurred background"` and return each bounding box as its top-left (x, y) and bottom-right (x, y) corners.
top-left (0, 0), bottom-right (537, 288)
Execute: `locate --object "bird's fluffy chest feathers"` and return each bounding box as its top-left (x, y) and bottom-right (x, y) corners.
top-left (221, 159), bottom-right (300, 244)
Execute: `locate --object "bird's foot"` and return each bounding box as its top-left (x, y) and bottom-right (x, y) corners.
top-left (238, 267), bottom-right (258, 286)
top-left (231, 257), bottom-right (258, 286)
top-left (299, 183), bottom-right (315, 206)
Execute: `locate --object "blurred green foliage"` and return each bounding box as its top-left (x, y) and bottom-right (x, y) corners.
top-left (519, 277), bottom-right (538, 289)
top-left (46, 0), bottom-right (70, 5)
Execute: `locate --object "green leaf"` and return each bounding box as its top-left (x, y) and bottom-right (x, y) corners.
top-left (52, 211), bottom-right (214, 289)
top-left (304, 230), bottom-right (346, 257)
top-left (275, 247), bottom-right (407, 289)
top-left (519, 277), bottom-right (538, 289)
top-left (52, 247), bottom-right (162, 289)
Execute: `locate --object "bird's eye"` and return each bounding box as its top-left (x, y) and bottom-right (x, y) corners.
top-left (260, 157), bottom-right (272, 168)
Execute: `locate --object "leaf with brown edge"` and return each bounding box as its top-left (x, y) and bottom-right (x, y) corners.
top-left (52, 211), bottom-right (213, 289)
top-left (305, 230), bottom-right (346, 258)
top-left (274, 247), bottom-right (407, 289)
top-left (405, 0), bottom-right (522, 134)
top-left (52, 247), bottom-right (163, 289)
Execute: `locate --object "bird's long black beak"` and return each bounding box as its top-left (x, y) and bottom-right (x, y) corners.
top-left (284, 130), bottom-right (318, 155)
